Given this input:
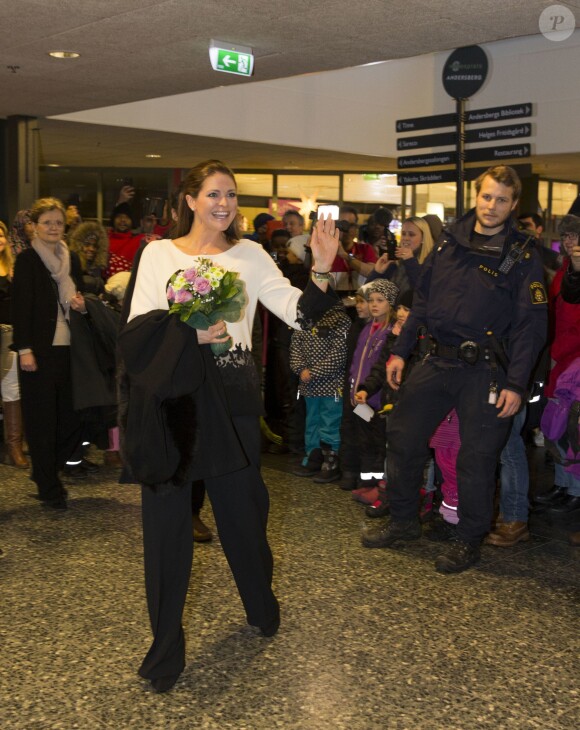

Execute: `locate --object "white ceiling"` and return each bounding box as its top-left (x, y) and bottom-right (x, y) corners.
top-left (2, 0), bottom-right (580, 176)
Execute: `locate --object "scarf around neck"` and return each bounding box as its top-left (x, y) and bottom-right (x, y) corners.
top-left (31, 236), bottom-right (77, 320)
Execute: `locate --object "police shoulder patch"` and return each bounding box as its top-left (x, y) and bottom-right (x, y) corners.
top-left (529, 281), bottom-right (547, 304)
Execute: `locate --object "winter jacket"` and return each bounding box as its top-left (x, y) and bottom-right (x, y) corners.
top-left (349, 321), bottom-right (393, 409)
top-left (392, 209), bottom-right (548, 396)
top-left (546, 258), bottom-right (580, 397)
top-left (289, 303), bottom-right (350, 398)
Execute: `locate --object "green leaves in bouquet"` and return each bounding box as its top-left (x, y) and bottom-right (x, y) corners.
top-left (209, 279), bottom-right (246, 323)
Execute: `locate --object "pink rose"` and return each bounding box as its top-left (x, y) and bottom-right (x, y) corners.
top-left (183, 267), bottom-right (198, 283)
top-left (194, 277), bottom-right (212, 295)
top-left (175, 288), bottom-right (193, 304)
top-left (167, 285), bottom-right (175, 302)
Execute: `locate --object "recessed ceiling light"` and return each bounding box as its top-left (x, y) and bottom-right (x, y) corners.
top-left (145, 154), bottom-right (162, 159)
top-left (48, 51), bottom-right (80, 59)
top-left (47, 163), bottom-right (60, 168)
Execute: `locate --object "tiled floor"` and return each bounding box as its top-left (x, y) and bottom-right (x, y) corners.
top-left (0, 448), bottom-right (578, 730)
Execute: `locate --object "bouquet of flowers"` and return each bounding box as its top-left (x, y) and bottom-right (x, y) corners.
top-left (166, 258), bottom-right (246, 355)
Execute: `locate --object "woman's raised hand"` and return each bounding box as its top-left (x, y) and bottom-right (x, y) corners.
top-left (395, 245), bottom-right (413, 261)
top-left (310, 215), bottom-right (340, 272)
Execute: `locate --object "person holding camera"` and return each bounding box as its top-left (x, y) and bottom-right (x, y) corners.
top-left (330, 207), bottom-right (377, 293)
top-left (368, 216), bottom-right (435, 297)
top-left (362, 166), bottom-right (548, 574)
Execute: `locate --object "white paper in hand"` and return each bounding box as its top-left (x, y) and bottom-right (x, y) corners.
top-left (353, 403), bottom-right (374, 422)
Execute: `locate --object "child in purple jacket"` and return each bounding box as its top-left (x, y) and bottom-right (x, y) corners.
top-left (346, 279), bottom-right (399, 499)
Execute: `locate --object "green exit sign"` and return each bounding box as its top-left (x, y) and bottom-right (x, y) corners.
top-left (209, 40), bottom-right (254, 77)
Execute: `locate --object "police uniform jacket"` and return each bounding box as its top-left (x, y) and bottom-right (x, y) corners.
top-left (391, 209), bottom-right (548, 395)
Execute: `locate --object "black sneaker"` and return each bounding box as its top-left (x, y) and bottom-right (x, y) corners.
top-left (435, 540), bottom-right (480, 574)
top-left (361, 520), bottom-right (421, 548)
top-left (80, 458), bottom-right (99, 473)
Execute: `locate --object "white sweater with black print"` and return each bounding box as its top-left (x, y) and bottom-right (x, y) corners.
top-left (128, 238), bottom-right (335, 414)
top-left (289, 304), bottom-right (351, 398)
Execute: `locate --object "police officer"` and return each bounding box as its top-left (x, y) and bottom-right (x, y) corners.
top-left (362, 165), bottom-right (547, 573)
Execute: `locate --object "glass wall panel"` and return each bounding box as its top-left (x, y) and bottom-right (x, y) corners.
top-left (277, 175), bottom-right (339, 202)
top-left (236, 174), bottom-right (273, 197)
top-left (538, 180), bottom-right (549, 212)
top-left (551, 182), bottom-right (578, 216)
top-left (343, 174), bottom-right (401, 205)
top-left (39, 168), bottom-right (100, 219)
top-left (415, 183), bottom-right (457, 220)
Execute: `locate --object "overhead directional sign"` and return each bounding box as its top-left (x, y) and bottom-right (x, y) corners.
top-left (397, 124), bottom-right (531, 151)
top-left (396, 113), bottom-right (457, 133)
top-left (465, 143), bottom-right (531, 163)
top-left (466, 123), bottom-right (531, 144)
top-left (397, 164), bottom-right (533, 186)
top-left (397, 151), bottom-right (457, 169)
top-left (465, 102), bottom-right (532, 124)
top-left (397, 131), bottom-right (456, 151)
top-left (209, 39), bottom-right (254, 76)
top-left (396, 103), bottom-right (533, 133)
top-left (398, 170), bottom-right (458, 185)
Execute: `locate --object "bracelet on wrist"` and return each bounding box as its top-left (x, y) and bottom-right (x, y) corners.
top-left (311, 269), bottom-right (332, 282)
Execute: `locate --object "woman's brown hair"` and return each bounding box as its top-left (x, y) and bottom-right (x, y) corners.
top-left (29, 197), bottom-right (66, 224)
top-left (175, 160), bottom-right (239, 244)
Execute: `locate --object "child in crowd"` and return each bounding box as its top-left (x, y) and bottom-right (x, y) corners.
top-left (424, 411), bottom-right (460, 539)
top-left (343, 279), bottom-right (399, 498)
top-left (353, 289), bottom-right (412, 508)
top-left (337, 284), bottom-right (373, 489)
top-left (289, 302), bottom-right (351, 483)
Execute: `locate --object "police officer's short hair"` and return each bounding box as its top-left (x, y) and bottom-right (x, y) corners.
top-left (475, 165), bottom-right (522, 202)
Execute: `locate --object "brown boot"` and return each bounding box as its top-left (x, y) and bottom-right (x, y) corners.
top-left (192, 513), bottom-right (213, 543)
top-left (3, 401), bottom-right (29, 469)
top-left (485, 521), bottom-right (530, 547)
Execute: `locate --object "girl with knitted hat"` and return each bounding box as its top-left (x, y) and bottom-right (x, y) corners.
top-left (345, 278), bottom-right (398, 503)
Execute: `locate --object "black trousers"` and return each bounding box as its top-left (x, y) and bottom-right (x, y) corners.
top-left (138, 415), bottom-right (278, 681)
top-left (339, 398), bottom-right (359, 474)
top-left (386, 359), bottom-right (512, 545)
top-left (355, 410), bottom-right (386, 477)
top-left (191, 480), bottom-right (205, 514)
top-left (19, 346), bottom-right (83, 502)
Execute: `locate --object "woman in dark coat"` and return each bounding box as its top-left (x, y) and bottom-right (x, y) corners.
top-left (11, 197), bottom-right (85, 509)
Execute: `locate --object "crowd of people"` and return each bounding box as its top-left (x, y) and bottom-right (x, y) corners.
top-left (1, 161), bottom-right (579, 692)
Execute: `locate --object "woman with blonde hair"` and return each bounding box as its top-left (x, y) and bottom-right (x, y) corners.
top-left (370, 215), bottom-right (435, 296)
top-left (0, 221), bottom-right (28, 467)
